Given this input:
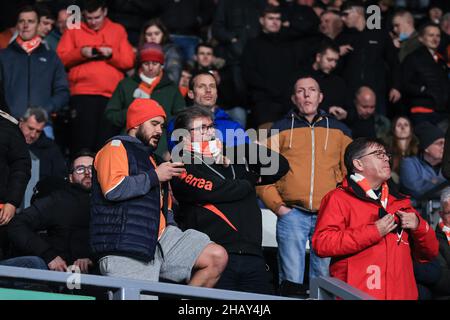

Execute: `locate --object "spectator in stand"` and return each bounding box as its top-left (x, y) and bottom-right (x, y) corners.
top-left (179, 63), bottom-right (194, 98)
top-left (439, 13), bottom-right (450, 64)
top-left (6, 150), bottom-right (95, 274)
top-left (401, 23), bottom-right (449, 128)
top-left (171, 106), bottom-right (289, 294)
top-left (279, 0), bottom-right (320, 40)
top-left (57, 0), bottom-right (135, 154)
top-left (45, 7), bottom-right (69, 52)
top-left (242, 5), bottom-right (299, 129)
top-left (104, 43), bottom-right (185, 159)
top-left (384, 116), bottom-right (419, 184)
top-left (36, 4), bottom-right (55, 43)
top-left (0, 110), bottom-right (31, 260)
top-left (19, 107), bottom-right (67, 181)
top-left (256, 76), bottom-right (352, 295)
top-left (312, 137), bottom-right (439, 300)
top-left (345, 86), bottom-right (391, 140)
top-left (306, 42), bottom-right (348, 120)
top-left (433, 189), bottom-right (450, 298)
top-left (139, 18), bottom-right (184, 86)
top-left (167, 72), bottom-right (248, 153)
top-left (92, 98), bottom-right (228, 288)
top-left (212, 0), bottom-right (265, 119)
top-left (391, 10), bottom-right (421, 63)
top-left (336, 0), bottom-right (401, 116)
top-left (0, 5), bottom-right (70, 135)
top-left (400, 121), bottom-right (447, 200)
top-left (319, 10), bottom-right (344, 41)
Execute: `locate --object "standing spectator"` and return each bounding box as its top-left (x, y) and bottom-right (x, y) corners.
top-left (0, 110), bottom-right (31, 259)
top-left (345, 86), bottom-right (391, 140)
top-left (36, 4), bottom-right (55, 42)
top-left (0, 5), bottom-right (69, 124)
top-left (91, 98), bottom-right (228, 288)
top-left (401, 23), bottom-right (449, 127)
top-left (384, 116), bottom-right (419, 184)
top-left (19, 107), bottom-right (67, 181)
top-left (400, 121), bottom-right (447, 199)
top-left (167, 72), bottom-right (248, 153)
top-left (242, 5), bottom-right (299, 129)
top-left (171, 106), bottom-right (289, 293)
top-left (306, 42), bottom-right (348, 120)
top-left (57, 0), bottom-right (135, 154)
top-left (256, 76), bottom-right (352, 293)
top-left (312, 137), bottom-right (439, 300)
top-left (139, 18), bottom-right (184, 85)
top-left (336, 1), bottom-right (401, 115)
top-left (7, 150), bottom-right (95, 274)
top-left (319, 10), bottom-right (344, 41)
top-left (45, 8), bottom-right (69, 52)
top-left (104, 43), bottom-right (185, 159)
top-left (212, 0), bottom-right (266, 116)
top-left (391, 10), bottom-right (421, 63)
top-left (280, 0), bottom-right (320, 40)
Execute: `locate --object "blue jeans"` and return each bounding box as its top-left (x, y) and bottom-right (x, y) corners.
top-left (225, 107), bottom-right (247, 129)
top-left (276, 207), bottom-right (330, 284)
top-left (0, 256), bottom-right (48, 270)
top-left (169, 34), bottom-right (200, 62)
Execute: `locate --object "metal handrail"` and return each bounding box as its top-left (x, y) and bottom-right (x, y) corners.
top-left (309, 276), bottom-right (375, 300)
top-left (0, 265), bottom-right (297, 300)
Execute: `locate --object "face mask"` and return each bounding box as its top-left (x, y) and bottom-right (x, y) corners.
top-left (399, 33), bottom-right (409, 41)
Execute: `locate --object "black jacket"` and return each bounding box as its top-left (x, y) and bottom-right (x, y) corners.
top-left (7, 182), bottom-right (92, 265)
top-left (401, 46), bottom-right (449, 112)
top-left (431, 226), bottom-right (450, 296)
top-left (29, 134), bottom-right (67, 181)
top-left (336, 27), bottom-right (401, 113)
top-left (0, 114), bottom-right (30, 207)
top-left (171, 144), bottom-right (289, 256)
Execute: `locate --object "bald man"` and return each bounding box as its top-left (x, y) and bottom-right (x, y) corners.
top-left (346, 86), bottom-right (391, 140)
top-left (391, 10), bottom-right (420, 62)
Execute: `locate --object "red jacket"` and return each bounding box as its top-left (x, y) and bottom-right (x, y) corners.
top-left (57, 18), bottom-right (135, 97)
top-left (312, 178), bottom-right (439, 300)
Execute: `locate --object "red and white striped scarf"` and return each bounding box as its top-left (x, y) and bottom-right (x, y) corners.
top-left (438, 219), bottom-right (450, 246)
top-left (16, 36), bottom-right (41, 54)
top-left (350, 173), bottom-right (389, 209)
top-left (184, 139), bottom-right (223, 159)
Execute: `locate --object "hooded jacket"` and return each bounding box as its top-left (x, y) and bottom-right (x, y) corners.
top-left (256, 109), bottom-right (352, 213)
top-left (312, 178), bottom-right (439, 300)
top-left (57, 18), bottom-right (135, 98)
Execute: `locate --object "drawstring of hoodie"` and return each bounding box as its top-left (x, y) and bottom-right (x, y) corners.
top-left (289, 113), bottom-right (294, 149)
top-left (324, 116), bottom-right (329, 151)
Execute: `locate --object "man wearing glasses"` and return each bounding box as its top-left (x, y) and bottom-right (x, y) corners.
top-left (313, 137), bottom-right (439, 299)
top-left (5, 150), bottom-right (95, 273)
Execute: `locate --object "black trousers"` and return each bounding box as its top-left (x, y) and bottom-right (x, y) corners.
top-left (70, 95), bottom-right (120, 155)
top-left (215, 253), bottom-right (273, 295)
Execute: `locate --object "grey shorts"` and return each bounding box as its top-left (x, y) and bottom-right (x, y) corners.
top-left (99, 226), bottom-right (212, 283)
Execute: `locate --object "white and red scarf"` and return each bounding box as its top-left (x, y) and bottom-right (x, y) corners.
top-left (438, 219), bottom-right (450, 246)
top-left (350, 173), bottom-right (389, 209)
top-left (16, 36), bottom-right (41, 54)
top-left (184, 139), bottom-right (223, 159)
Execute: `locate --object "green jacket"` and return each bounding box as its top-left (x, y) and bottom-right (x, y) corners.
top-left (104, 73), bottom-right (185, 156)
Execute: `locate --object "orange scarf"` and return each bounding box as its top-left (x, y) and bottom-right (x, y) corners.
top-left (133, 72), bottom-right (162, 99)
top-left (350, 173), bottom-right (389, 209)
top-left (184, 140), bottom-right (223, 159)
top-left (179, 86), bottom-right (189, 97)
top-left (438, 219), bottom-right (450, 246)
top-left (16, 36), bottom-right (41, 54)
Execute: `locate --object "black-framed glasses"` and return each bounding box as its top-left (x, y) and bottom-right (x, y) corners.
top-left (189, 123), bottom-right (215, 134)
top-left (357, 150), bottom-right (392, 160)
top-left (73, 165), bottom-right (93, 175)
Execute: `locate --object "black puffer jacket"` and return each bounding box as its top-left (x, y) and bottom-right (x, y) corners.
top-left (8, 182), bottom-right (92, 265)
top-left (0, 114), bottom-right (30, 208)
top-left (29, 134), bottom-right (67, 181)
top-left (401, 46), bottom-right (450, 112)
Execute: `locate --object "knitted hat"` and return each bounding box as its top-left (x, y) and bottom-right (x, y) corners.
top-left (126, 98), bottom-right (166, 131)
top-left (414, 121), bottom-right (445, 150)
top-left (139, 43), bottom-right (165, 65)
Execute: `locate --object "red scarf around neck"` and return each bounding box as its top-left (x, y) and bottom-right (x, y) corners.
top-left (137, 71), bottom-right (162, 97)
top-left (350, 173), bottom-right (389, 209)
top-left (184, 139), bottom-right (223, 159)
top-left (16, 36), bottom-right (41, 54)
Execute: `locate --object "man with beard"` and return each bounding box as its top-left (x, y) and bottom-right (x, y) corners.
top-left (91, 98), bottom-right (228, 289)
top-left (4, 150), bottom-right (96, 273)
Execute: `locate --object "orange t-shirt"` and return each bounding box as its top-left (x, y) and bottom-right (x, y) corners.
top-left (95, 140), bottom-right (166, 237)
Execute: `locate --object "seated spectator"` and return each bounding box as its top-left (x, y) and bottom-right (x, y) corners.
top-left (104, 43), bottom-right (185, 159)
top-left (139, 18), bottom-right (184, 85)
top-left (401, 23), bottom-right (449, 128)
top-left (6, 150), bottom-right (95, 274)
top-left (167, 72), bottom-right (249, 153)
top-left (19, 107), bottom-right (67, 181)
top-left (345, 86), bottom-right (391, 140)
top-left (400, 122), bottom-right (447, 200)
top-left (384, 116), bottom-right (419, 184)
top-left (179, 63), bottom-right (194, 98)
